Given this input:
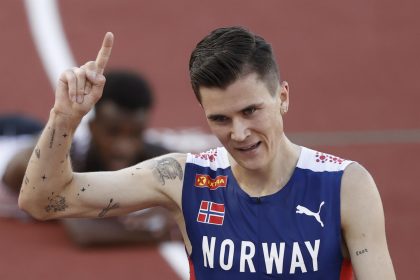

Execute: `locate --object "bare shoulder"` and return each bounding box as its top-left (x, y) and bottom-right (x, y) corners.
top-left (341, 162), bottom-right (382, 226)
top-left (340, 162), bottom-right (382, 228)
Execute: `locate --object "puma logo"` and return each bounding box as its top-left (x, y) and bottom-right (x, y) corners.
top-left (296, 201), bottom-right (325, 227)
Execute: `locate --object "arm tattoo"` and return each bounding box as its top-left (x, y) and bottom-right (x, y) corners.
top-left (35, 147), bottom-right (41, 159)
top-left (45, 194), bottom-right (68, 213)
top-left (356, 248), bottom-right (368, 256)
top-left (98, 198), bottom-right (120, 218)
top-left (152, 157), bottom-right (183, 185)
top-left (49, 129), bottom-right (56, 148)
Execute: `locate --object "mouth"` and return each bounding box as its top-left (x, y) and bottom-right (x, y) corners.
top-left (236, 141), bottom-right (261, 152)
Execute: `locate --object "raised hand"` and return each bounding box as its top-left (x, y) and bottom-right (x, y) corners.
top-left (53, 32), bottom-right (114, 123)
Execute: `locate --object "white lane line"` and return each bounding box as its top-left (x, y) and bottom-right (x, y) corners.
top-left (23, 0), bottom-right (76, 88)
top-left (158, 241), bottom-right (190, 280)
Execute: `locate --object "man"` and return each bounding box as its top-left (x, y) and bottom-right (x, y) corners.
top-left (2, 71), bottom-right (175, 245)
top-left (0, 115), bottom-right (42, 219)
top-left (19, 27), bottom-right (395, 279)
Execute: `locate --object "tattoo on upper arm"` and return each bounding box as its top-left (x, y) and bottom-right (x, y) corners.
top-left (152, 157), bottom-right (183, 185)
top-left (35, 147), bottom-right (40, 159)
top-left (49, 129), bottom-right (56, 148)
top-left (45, 193), bottom-right (68, 213)
top-left (98, 198), bottom-right (120, 218)
top-left (356, 248), bottom-right (368, 256)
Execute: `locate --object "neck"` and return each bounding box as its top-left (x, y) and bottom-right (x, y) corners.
top-left (231, 136), bottom-right (301, 197)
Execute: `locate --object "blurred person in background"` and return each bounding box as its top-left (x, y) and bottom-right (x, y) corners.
top-left (2, 70), bottom-right (179, 246)
top-left (62, 69), bottom-right (178, 246)
top-left (0, 114), bottom-right (43, 220)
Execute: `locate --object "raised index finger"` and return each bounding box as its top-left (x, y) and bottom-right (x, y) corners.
top-left (95, 32), bottom-right (114, 74)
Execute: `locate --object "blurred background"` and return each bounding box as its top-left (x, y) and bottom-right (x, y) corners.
top-left (0, 0), bottom-right (419, 279)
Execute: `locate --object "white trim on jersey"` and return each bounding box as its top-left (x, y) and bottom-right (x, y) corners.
top-left (297, 147), bottom-right (353, 172)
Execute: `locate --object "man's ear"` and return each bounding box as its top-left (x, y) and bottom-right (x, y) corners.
top-left (279, 81), bottom-right (289, 114)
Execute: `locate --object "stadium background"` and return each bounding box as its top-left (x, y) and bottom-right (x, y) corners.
top-left (0, 0), bottom-right (419, 279)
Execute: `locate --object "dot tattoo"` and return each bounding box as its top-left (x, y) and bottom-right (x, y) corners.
top-left (45, 195), bottom-right (68, 213)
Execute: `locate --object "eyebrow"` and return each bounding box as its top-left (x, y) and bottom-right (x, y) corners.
top-left (206, 102), bottom-right (264, 119)
top-left (207, 113), bottom-right (225, 120)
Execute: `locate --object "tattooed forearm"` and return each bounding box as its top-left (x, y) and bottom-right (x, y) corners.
top-left (152, 157), bottom-right (183, 185)
top-left (98, 198), bottom-right (120, 218)
top-left (49, 128), bottom-right (56, 148)
top-left (45, 194), bottom-right (68, 213)
top-left (356, 248), bottom-right (368, 256)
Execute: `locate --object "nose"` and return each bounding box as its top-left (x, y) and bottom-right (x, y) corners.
top-left (230, 118), bottom-right (250, 142)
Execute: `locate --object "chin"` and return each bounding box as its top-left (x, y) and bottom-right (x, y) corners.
top-left (235, 156), bottom-right (266, 171)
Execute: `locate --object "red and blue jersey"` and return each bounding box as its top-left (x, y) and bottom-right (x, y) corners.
top-left (182, 146), bottom-right (354, 279)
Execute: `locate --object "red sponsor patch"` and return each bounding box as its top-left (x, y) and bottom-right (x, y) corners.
top-left (197, 200), bottom-right (225, 225)
top-left (195, 174), bottom-right (228, 190)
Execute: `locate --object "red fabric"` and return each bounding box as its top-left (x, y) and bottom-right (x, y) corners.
top-left (188, 255), bottom-right (196, 280)
top-left (340, 259), bottom-right (353, 280)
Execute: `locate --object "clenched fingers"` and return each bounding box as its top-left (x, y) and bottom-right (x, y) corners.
top-left (60, 69), bottom-right (77, 103)
top-left (72, 67), bottom-right (87, 103)
top-left (81, 61), bottom-right (96, 95)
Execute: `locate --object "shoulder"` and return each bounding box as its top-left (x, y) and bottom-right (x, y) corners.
top-left (341, 162), bottom-right (377, 201)
top-left (341, 162), bottom-right (383, 229)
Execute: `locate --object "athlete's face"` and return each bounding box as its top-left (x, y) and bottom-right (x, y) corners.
top-left (200, 73), bottom-right (289, 171)
top-left (89, 101), bottom-right (149, 170)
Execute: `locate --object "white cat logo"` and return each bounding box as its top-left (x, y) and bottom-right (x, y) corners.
top-left (296, 201), bottom-right (325, 227)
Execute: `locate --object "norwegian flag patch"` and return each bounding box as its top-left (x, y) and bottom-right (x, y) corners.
top-left (197, 200), bottom-right (225, 226)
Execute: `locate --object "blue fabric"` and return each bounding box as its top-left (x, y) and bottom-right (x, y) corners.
top-left (182, 148), bottom-right (347, 279)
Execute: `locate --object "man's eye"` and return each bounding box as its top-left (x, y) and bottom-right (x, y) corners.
top-left (243, 107), bottom-right (256, 116)
top-left (210, 116), bottom-right (228, 123)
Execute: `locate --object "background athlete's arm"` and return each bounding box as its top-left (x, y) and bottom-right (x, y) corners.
top-left (18, 32), bottom-right (184, 220)
top-left (341, 163), bottom-right (396, 279)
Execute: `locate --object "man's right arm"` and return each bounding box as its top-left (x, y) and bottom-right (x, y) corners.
top-left (18, 32), bottom-right (185, 220)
